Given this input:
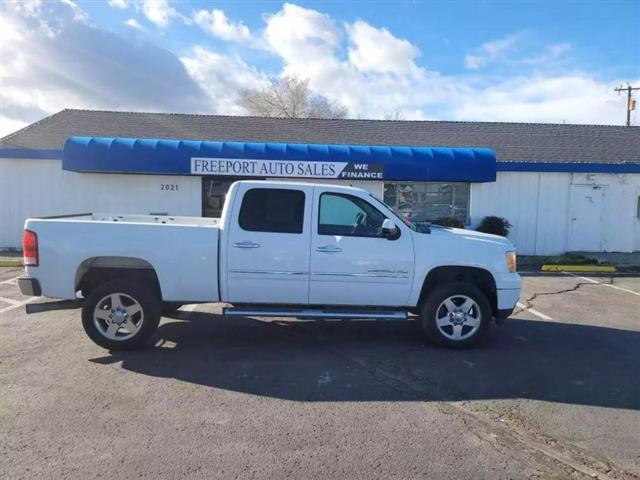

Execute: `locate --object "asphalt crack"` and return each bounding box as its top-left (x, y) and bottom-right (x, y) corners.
top-left (514, 281), bottom-right (599, 315)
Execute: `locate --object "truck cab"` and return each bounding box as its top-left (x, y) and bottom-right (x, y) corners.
top-left (222, 181), bottom-right (416, 307)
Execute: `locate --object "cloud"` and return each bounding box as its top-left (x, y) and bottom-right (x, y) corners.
top-left (264, 3), bottom-right (341, 64)
top-left (124, 18), bottom-right (145, 31)
top-left (464, 33), bottom-right (572, 71)
top-left (549, 43), bottom-right (571, 56)
top-left (108, 0), bottom-right (189, 29)
top-left (521, 42), bottom-right (572, 66)
top-left (0, 3), bottom-right (210, 136)
top-left (141, 0), bottom-right (179, 28)
top-left (260, 4), bottom-right (431, 119)
top-left (180, 46), bottom-right (267, 115)
top-left (60, 0), bottom-right (89, 23)
top-left (9, 0), bottom-right (43, 18)
top-left (192, 9), bottom-right (259, 47)
top-left (108, 0), bottom-right (129, 8)
top-left (464, 33), bottom-right (520, 70)
top-left (1, 118), bottom-right (30, 137)
top-left (346, 20), bottom-right (421, 76)
top-left (449, 75), bottom-right (637, 125)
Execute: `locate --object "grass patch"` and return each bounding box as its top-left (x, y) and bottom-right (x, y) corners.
top-left (540, 254), bottom-right (601, 265)
top-left (519, 253), bottom-right (602, 269)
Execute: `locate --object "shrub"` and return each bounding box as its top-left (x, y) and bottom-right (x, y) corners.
top-left (432, 217), bottom-right (465, 228)
top-left (476, 216), bottom-right (512, 237)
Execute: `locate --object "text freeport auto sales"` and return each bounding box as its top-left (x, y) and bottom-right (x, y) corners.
top-left (191, 158), bottom-right (384, 180)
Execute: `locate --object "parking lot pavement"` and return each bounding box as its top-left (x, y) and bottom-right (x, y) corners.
top-left (1, 270), bottom-right (639, 479)
top-left (0, 267), bottom-right (34, 314)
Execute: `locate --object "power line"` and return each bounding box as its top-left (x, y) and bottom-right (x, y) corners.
top-left (614, 83), bottom-right (639, 127)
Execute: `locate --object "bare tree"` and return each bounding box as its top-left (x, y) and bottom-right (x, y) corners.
top-left (238, 77), bottom-right (347, 119)
top-left (383, 110), bottom-right (405, 121)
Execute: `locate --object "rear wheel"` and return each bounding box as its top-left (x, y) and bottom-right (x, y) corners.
top-left (82, 279), bottom-right (161, 350)
top-left (420, 282), bottom-right (491, 348)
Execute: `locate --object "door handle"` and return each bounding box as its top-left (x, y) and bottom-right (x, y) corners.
top-left (233, 241), bottom-right (260, 249)
top-left (316, 245), bottom-right (342, 253)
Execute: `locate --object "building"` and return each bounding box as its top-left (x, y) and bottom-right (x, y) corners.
top-left (1, 109), bottom-right (639, 255)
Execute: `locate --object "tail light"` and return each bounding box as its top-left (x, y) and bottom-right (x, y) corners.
top-left (506, 251), bottom-right (516, 273)
top-left (22, 229), bottom-right (39, 267)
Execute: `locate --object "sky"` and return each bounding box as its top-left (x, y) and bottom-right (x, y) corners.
top-left (1, 0), bottom-right (639, 137)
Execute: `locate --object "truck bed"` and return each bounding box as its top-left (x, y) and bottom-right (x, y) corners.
top-left (24, 213), bottom-right (220, 302)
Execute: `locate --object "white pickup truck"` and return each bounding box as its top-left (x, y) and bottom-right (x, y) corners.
top-left (18, 180), bottom-right (521, 350)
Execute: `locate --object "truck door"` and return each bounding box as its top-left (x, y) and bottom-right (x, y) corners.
top-left (309, 188), bottom-right (414, 306)
top-left (225, 184), bottom-right (313, 304)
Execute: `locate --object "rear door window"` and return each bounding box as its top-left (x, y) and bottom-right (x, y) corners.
top-left (239, 188), bottom-right (305, 234)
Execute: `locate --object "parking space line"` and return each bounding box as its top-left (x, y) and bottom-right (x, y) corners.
top-left (564, 272), bottom-right (640, 297)
top-left (516, 302), bottom-right (554, 321)
top-left (0, 276), bottom-right (21, 285)
top-left (0, 296), bottom-right (22, 306)
top-left (0, 297), bottom-right (38, 315)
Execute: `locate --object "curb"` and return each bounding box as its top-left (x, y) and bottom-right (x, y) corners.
top-left (0, 259), bottom-right (23, 267)
top-left (541, 264), bottom-right (617, 272)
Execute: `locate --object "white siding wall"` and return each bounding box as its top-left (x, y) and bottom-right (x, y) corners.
top-left (573, 172), bottom-right (640, 253)
top-left (535, 173), bottom-right (572, 254)
top-left (0, 158), bottom-right (201, 249)
top-left (471, 171), bottom-right (640, 255)
top-left (471, 172), bottom-right (545, 254)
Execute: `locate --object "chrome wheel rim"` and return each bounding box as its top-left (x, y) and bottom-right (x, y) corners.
top-left (93, 293), bottom-right (144, 341)
top-left (435, 295), bottom-right (481, 341)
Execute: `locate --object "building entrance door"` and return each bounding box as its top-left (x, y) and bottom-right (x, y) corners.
top-left (567, 184), bottom-right (606, 252)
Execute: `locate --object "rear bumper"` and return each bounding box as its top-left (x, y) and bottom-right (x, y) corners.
top-left (18, 277), bottom-right (41, 297)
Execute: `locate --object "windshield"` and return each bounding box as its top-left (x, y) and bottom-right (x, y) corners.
top-left (369, 194), bottom-right (419, 231)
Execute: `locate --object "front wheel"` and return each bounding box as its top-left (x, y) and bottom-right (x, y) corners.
top-left (420, 282), bottom-right (491, 348)
top-left (82, 280), bottom-right (161, 350)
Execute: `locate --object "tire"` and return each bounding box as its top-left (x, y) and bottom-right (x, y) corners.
top-left (81, 279), bottom-right (161, 351)
top-left (420, 281), bottom-right (491, 348)
top-left (161, 302), bottom-right (183, 315)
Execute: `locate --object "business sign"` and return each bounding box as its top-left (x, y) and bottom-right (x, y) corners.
top-left (191, 157), bottom-right (384, 180)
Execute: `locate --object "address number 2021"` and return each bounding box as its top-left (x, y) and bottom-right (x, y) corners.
top-left (161, 184), bottom-right (179, 191)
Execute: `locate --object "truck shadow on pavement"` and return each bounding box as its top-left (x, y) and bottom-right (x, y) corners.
top-left (91, 311), bottom-right (640, 410)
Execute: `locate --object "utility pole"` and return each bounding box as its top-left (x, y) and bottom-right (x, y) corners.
top-left (614, 83), bottom-right (639, 127)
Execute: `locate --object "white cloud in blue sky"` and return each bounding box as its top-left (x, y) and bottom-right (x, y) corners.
top-left (464, 33), bottom-right (522, 70)
top-left (192, 8), bottom-right (261, 48)
top-left (1, 0), bottom-right (638, 136)
top-left (124, 18), bottom-right (145, 31)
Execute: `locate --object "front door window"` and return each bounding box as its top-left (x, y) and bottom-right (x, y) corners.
top-left (318, 193), bottom-right (386, 237)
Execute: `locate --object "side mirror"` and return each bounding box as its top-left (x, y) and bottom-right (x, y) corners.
top-left (382, 218), bottom-right (400, 240)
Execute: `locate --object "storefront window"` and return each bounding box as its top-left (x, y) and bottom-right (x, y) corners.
top-left (202, 179), bottom-right (233, 217)
top-left (383, 182), bottom-right (470, 224)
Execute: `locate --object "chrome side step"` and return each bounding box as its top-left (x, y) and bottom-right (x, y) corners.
top-left (222, 307), bottom-right (407, 321)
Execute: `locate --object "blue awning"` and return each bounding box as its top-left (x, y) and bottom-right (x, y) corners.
top-left (62, 136), bottom-right (497, 182)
